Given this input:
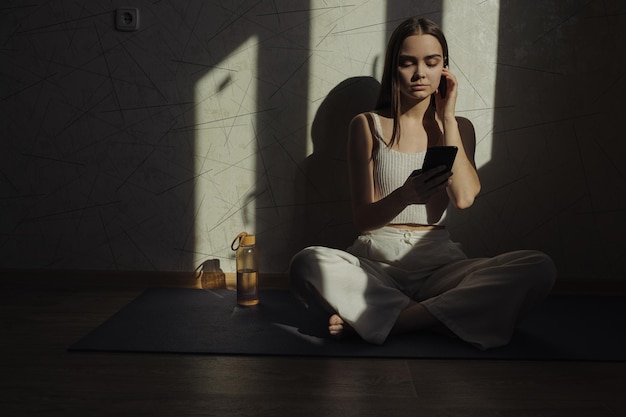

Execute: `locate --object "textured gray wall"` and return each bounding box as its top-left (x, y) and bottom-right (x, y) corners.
top-left (2, 1), bottom-right (625, 280)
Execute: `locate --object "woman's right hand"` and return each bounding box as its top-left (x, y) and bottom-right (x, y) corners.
top-left (400, 166), bottom-right (452, 205)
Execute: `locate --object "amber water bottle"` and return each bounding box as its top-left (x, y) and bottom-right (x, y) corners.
top-left (231, 232), bottom-right (259, 306)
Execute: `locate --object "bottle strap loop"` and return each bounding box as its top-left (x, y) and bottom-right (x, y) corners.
top-left (231, 232), bottom-right (248, 251)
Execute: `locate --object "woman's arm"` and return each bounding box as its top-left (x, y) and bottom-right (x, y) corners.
top-left (436, 68), bottom-right (481, 209)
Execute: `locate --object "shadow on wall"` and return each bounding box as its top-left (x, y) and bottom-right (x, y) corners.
top-left (446, 1), bottom-right (626, 280)
top-left (294, 76), bottom-right (381, 251)
top-left (0, 3), bottom-right (202, 271)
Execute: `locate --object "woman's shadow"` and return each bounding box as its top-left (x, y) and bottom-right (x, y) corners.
top-left (293, 76), bottom-right (380, 252)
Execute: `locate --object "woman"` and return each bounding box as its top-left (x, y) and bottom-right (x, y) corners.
top-left (289, 17), bottom-right (556, 350)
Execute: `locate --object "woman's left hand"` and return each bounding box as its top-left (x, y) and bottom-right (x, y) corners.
top-left (435, 67), bottom-right (458, 119)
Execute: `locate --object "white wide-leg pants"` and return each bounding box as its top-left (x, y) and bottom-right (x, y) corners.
top-left (289, 227), bottom-right (556, 350)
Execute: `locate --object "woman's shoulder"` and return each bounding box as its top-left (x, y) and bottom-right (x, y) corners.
top-left (348, 112), bottom-right (381, 152)
top-left (351, 110), bottom-right (394, 136)
top-left (351, 109), bottom-right (392, 123)
top-left (349, 112), bottom-right (376, 135)
top-left (349, 112), bottom-right (373, 138)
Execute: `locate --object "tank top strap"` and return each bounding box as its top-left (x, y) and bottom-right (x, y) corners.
top-left (369, 112), bottom-right (385, 144)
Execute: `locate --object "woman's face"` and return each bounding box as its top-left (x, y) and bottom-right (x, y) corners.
top-left (396, 34), bottom-right (445, 102)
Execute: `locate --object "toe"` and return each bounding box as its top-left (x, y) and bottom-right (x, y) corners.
top-left (329, 314), bottom-right (344, 326)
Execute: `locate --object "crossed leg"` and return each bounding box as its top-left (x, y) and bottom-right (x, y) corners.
top-left (328, 300), bottom-right (444, 339)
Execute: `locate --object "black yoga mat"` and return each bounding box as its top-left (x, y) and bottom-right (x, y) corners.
top-left (69, 288), bottom-right (626, 361)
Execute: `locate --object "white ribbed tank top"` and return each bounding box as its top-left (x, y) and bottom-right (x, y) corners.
top-left (370, 112), bottom-right (447, 226)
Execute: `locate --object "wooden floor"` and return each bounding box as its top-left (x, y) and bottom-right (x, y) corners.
top-left (1, 271), bottom-right (625, 417)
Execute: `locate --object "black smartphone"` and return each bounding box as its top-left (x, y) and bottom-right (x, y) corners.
top-left (421, 145), bottom-right (458, 173)
top-left (438, 56), bottom-right (449, 99)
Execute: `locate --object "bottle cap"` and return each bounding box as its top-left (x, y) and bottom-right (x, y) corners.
top-left (241, 234), bottom-right (255, 246)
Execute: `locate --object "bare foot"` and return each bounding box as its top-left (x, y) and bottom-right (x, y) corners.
top-left (328, 314), bottom-right (354, 339)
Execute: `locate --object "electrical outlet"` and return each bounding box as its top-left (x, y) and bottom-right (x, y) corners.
top-left (115, 8), bottom-right (139, 31)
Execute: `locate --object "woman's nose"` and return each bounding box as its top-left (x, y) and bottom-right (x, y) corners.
top-left (411, 70), bottom-right (424, 82)
top-left (412, 63), bottom-right (426, 81)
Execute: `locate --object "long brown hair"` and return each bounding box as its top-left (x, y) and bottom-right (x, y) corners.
top-left (376, 17), bottom-right (449, 147)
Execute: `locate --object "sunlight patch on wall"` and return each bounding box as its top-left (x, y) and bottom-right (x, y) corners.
top-left (442, 0), bottom-right (500, 169)
top-left (193, 36), bottom-right (259, 270)
top-left (305, 3), bottom-right (387, 156)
